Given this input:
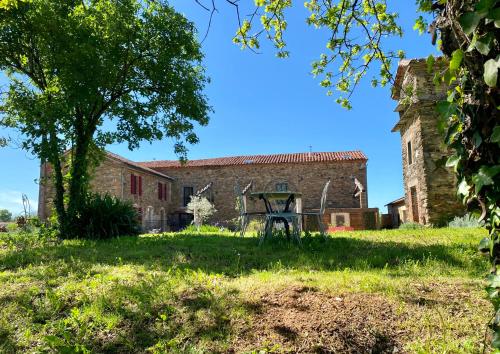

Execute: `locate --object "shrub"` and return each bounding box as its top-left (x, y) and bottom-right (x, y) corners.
top-left (186, 196), bottom-right (216, 228)
top-left (69, 193), bottom-right (140, 239)
top-left (399, 222), bottom-right (424, 230)
top-left (448, 213), bottom-right (485, 228)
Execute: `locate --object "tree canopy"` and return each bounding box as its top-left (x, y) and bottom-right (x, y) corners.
top-left (0, 208), bottom-right (12, 222)
top-left (0, 0), bottom-right (211, 234)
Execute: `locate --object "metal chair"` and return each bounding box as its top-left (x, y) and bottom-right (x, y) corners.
top-left (299, 179), bottom-right (331, 237)
top-left (235, 181), bottom-right (266, 237)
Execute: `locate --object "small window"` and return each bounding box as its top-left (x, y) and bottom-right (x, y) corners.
top-left (164, 183), bottom-right (168, 201)
top-left (158, 182), bottom-right (163, 200)
top-left (275, 182), bottom-right (288, 192)
top-left (407, 141), bottom-right (413, 165)
top-left (131, 174), bottom-right (136, 194)
top-left (330, 212), bottom-right (350, 227)
top-left (131, 174), bottom-right (141, 195)
top-left (183, 186), bottom-right (194, 207)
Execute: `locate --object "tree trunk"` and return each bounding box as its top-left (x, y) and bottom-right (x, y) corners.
top-left (66, 128), bottom-right (91, 235)
top-left (48, 129), bottom-right (66, 231)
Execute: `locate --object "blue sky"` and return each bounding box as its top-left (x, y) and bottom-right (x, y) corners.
top-left (0, 1), bottom-right (438, 215)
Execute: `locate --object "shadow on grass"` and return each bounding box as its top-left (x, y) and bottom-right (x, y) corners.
top-left (0, 233), bottom-right (486, 277)
top-left (0, 232), bottom-right (489, 353)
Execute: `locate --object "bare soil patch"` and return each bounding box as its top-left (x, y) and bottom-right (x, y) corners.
top-left (234, 286), bottom-right (405, 353)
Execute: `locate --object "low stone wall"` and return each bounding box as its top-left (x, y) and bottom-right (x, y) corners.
top-left (303, 207), bottom-right (380, 231)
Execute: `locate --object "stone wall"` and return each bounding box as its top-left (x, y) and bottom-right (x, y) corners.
top-left (152, 160), bottom-right (368, 224)
top-left (393, 59), bottom-right (464, 225)
top-left (39, 155), bottom-right (173, 231)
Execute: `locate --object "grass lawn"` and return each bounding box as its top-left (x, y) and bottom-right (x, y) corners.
top-left (0, 228), bottom-right (492, 353)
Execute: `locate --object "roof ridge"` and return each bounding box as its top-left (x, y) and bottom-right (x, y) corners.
top-left (138, 150), bottom-right (367, 164)
top-left (137, 150), bottom-right (367, 169)
top-left (105, 151), bottom-right (173, 180)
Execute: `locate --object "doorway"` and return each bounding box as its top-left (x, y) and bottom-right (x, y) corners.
top-left (410, 186), bottom-right (419, 223)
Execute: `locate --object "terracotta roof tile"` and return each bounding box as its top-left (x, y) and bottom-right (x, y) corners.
top-left (105, 151), bottom-right (173, 179)
top-left (138, 151), bottom-right (367, 169)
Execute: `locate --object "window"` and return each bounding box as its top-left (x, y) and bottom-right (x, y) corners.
top-left (158, 182), bottom-right (169, 201)
top-left (183, 186), bottom-right (194, 207)
top-left (275, 182), bottom-right (288, 192)
top-left (158, 182), bottom-right (163, 200)
top-left (131, 174), bottom-right (142, 195)
top-left (407, 140), bottom-right (413, 165)
top-left (131, 174), bottom-right (136, 194)
top-left (330, 213), bottom-right (350, 227)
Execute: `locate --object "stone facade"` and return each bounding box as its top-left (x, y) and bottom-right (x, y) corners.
top-left (38, 153), bottom-right (174, 231)
top-left (39, 150), bottom-right (376, 230)
top-left (149, 160), bottom-right (368, 228)
top-left (384, 197), bottom-right (406, 228)
top-left (392, 59), bottom-right (464, 225)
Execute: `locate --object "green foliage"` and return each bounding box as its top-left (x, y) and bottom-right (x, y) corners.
top-left (232, 0), bottom-right (403, 108)
top-left (0, 208), bottom-right (12, 222)
top-left (186, 196), bottom-right (217, 228)
top-left (181, 224), bottom-right (222, 233)
top-left (399, 222), bottom-right (424, 230)
top-left (449, 213), bottom-right (485, 228)
top-left (6, 222), bottom-right (17, 232)
top-left (419, 0), bottom-right (500, 347)
top-left (0, 0), bottom-right (210, 235)
top-left (69, 193), bottom-right (140, 240)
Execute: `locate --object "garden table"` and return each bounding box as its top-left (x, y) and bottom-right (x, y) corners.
top-left (249, 191), bottom-right (302, 243)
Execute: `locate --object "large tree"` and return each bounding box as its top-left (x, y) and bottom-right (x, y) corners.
top-left (0, 0), bottom-right (210, 235)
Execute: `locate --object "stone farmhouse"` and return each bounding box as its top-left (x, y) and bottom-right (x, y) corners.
top-left (38, 150), bottom-right (380, 231)
top-left (390, 58), bottom-right (464, 225)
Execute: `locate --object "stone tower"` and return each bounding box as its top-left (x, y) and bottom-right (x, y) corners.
top-left (391, 58), bottom-right (464, 225)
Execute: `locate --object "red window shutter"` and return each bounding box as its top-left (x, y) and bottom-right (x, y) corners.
top-left (138, 176), bottom-right (142, 196)
top-left (164, 183), bottom-right (167, 201)
top-left (158, 182), bottom-right (162, 200)
top-left (131, 174), bottom-right (135, 194)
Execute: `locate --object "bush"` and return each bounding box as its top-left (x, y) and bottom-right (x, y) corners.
top-left (399, 222), bottom-right (424, 230)
top-left (69, 193), bottom-right (140, 239)
top-left (186, 196), bottom-right (216, 228)
top-left (448, 213), bottom-right (484, 228)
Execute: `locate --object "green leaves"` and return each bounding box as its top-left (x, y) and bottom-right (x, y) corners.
top-left (238, 0), bottom-right (403, 108)
top-left (474, 33), bottom-right (493, 55)
top-left (436, 101), bottom-right (457, 117)
top-left (472, 165), bottom-right (500, 194)
top-left (446, 154), bottom-right (461, 171)
top-left (479, 237), bottom-right (491, 253)
top-left (459, 0), bottom-right (499, 34)
top-left (459, 12), bottom-right (482, 35)
top-left (492, 126), bottom-right (500, 144)
top-left (484, 56), bottom-right (500, 87)
top-left (449, 49), bottom-right (464, 72)
top-left (457, 179), bottom-right (471, 198)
